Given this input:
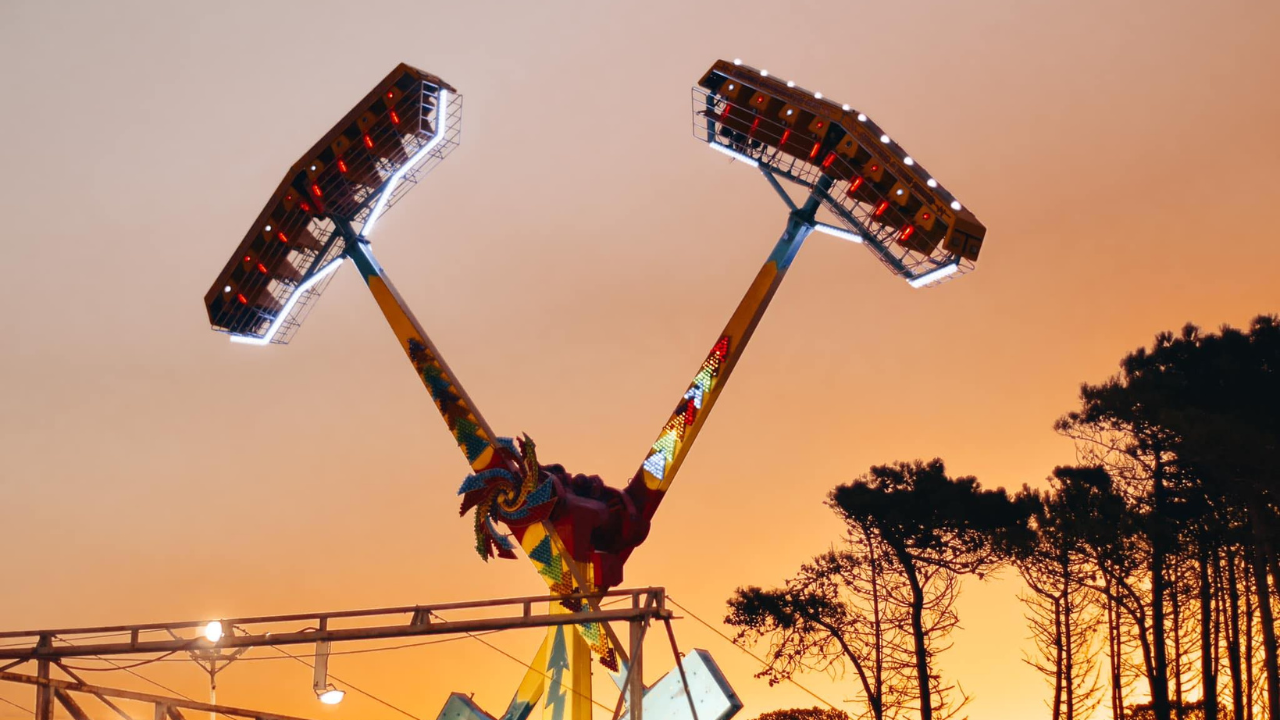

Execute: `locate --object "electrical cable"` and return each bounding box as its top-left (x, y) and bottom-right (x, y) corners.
top-left (43, 597), bottom-right (632, 669)
top-left (50, 638), bottom-right (238, 720)
top-left (427, 610), bottom-right (615, 714)
top-left (58, 652), bottom-right (178, 671)
top-left (11, 593), bottom-right (643, 720)
top-left (265, 645), bottom-right (425, 720)
top-left (0, 629), bottom-right (167, 650)
top-left (0, 695), bottom-right (32, 715)
top-left (665, 594), bottom-right (841, 711)
top-left (56, 633), bottom-right (502, 669)
top-left (48, 630), bottom-right (428, 720)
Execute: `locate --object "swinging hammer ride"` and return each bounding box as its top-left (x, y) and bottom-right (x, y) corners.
top-left (201, 58), bottom-right (987, 720)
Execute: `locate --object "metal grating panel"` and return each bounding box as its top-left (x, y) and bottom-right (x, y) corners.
top-left (204, 64), bottom-right (462, 343)
top-left (692, 59), bottom-right (985, 288)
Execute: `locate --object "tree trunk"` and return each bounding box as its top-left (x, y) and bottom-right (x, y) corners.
top-left (866, 533), bottom-right (886, 720)
top-left (1064, 566), bottom-right (1075, 720)
top-left (1107, 575), bottom-right (1125, 720)
top-left (900, 550), bottom-right (932, 720)
top-left (1223, 547), bottom-right (1244, 720)
top-left (1150, 552), bottom-right (1173, 720)
top-left (1054, 591), bottom-right (1065, 720)
top-left (1244, 574), bottom-right (1254, 720)
top-left (1199, 546), bottom-right (1218, 720)
top-left (1172, 560), bottom-right (1184, 719)
top-left (1248, 504), bottom-right (1280, 720)
top-left (1151, 466), bottom-right (1173, 720)
top-left (814, 614), bottom-right (883, 720)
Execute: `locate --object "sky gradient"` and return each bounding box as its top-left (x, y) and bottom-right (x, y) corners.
top-left (2, 1), bottom-right (1279, 719)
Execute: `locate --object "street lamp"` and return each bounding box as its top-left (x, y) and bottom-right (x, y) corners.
top-left (316, 687), bottom-right (345, 705)
top-left (313, 639), bottom-right (343, 704)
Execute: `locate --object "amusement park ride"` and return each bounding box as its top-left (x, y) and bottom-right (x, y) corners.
top-left (0, 60), bottom-right (985, 720)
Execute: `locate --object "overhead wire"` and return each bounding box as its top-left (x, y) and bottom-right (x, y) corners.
top-left (9, 593), bottom-right (643, 720)
top-left (265, 644), bottom-right (425, 720)
top-left (56, 633), bottom-right (503, 669)
top-left (58, 652), bottom-right (178, 671)
top-left (45, 628), bottom-right (469, 720)
top-left (18, 596), bottom-right (632, 666)
top-left (665, 594), bottom-right (841, 711)
top-left (0, 696), bottom-right (32, 715)
top-left (0, 629), bottom-right (168, 650)
top-left (50, 637), bottom-right (238, 720)
top-left (426, 610), bottom-right (615, 715)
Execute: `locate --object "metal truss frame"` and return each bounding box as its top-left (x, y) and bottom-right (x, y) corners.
top-left (0, 588), bottom-right (691, 720)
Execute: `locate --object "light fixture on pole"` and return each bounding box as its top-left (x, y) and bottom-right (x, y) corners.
top-left (316, 687), bottom-right (345, 705)
top-left (312, 639), bottom-right (344, 705)
top-left (203, 621), bottom-right (224, 643)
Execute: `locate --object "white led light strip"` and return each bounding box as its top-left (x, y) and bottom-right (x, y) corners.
top-left (229, 258), bottom-right (346, 345)
top-left (721, 61), bottom-right (967, 212)
top-left (708, 142), bottom-right (759, 167)
top-left (907, 262), bottom-right (961, 288)
top-left (813, 223), bottom-right (863, 244)
top-left (361, 89), bottom-right (451, 238)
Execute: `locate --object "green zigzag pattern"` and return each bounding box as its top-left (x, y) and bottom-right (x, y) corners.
top-left (453, 417), bottom-right (488, 462)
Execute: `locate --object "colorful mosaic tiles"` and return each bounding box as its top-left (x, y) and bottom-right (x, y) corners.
top-left (407, 338), bottom-right (497, 471)
top-left (457, 436), bottom-right (554, 560)
top-left (641, 336), bottom-right (730, 488)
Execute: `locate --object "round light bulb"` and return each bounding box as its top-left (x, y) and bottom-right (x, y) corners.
top-left (880, 134), bottom-right (891, 144)
top-left (857, 113), bottom-right (867, 122)
top-left (927, 178), bottom-right (938, 188)
top-left (733, 58), bottom-right (742, 65)
top-left (309, 165), bottom-right (316, 172)
top-left (727, 83), bottom-right (735, 90)
top-left (760, 69), bottom-right (769, 77)
top-left (318, 690), bottom-right (345, 705)
top-left (786, 80), bottom-right (795, 88)
top-left (904, 157), bottom-right (914, 166)
top-left (951, 200), bottom-right (963, 211)
top-left (203, 621), bottom-right (223, 643)
top-left (785, 109), bottom-right (793, 115)
top-left (896, 189), bottom-right (904, 196)
top-left (814, 91), bottom-right (822, 99)
top-left (841, 104), bottom-right (850, 111)
top-left (223, 286), bottom-right (231, 293)
top-left (265, 225), bottom-right (272, 232)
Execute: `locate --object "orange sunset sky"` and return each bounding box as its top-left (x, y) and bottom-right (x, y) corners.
top-left (2, 1), bottom-right (1278, 720)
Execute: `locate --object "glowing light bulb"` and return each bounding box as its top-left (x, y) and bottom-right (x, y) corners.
top-left (951, 200), bottom-right (963, 211)
top-left (318, 690), bottom-right (344, 705)
top-left (904, 157), bottom-right (914, 166)
top-left (223, 286), bottom-right (231, 293)
top-left (857, 113), bottom-right (867, 122)
top-left (841, 104), bottom-right (850, 111)
top-left (733, 58), bottom-right (742, 65)
top-left (814, 92), bottom-right (823, 99)
top-left (880, 134), bottom-right (891, 144)
top-left (786, 80), bottom-right (795, 87)
top-left (760, 69), bottom-right (769, 77)
top-left (264, 225), bottom-right (272, 232)
top-left (203, 622), bottom-right (223, 643)
top-left (927, 178), bottom-right (938, 188)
